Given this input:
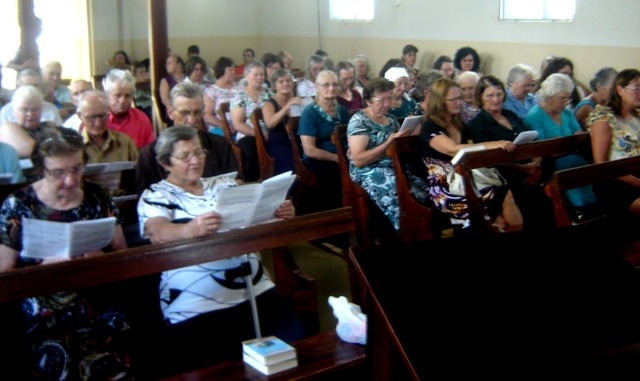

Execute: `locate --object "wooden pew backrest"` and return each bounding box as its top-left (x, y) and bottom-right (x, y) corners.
top-left (218, 102), bottom-right (245, 181)
top-left (333, 124), bottom-right (373, 246)
top-left (249, 108), bottom-right (275, 181)
top-left (550, 155), bottom-right (640, 227)
top-left (388, 136), bottom-right (452, 241)
top-left (453, 133), bottom-right (592, 232)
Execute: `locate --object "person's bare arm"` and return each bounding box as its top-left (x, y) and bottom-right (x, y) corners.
top-left (0, 122), bottom-right (36, 158)
top-left (203, 93), bottom-right (223, 128)
top-left (348, 129), bottom-right (410, 167)
top-left (263, 97), bottom-right (301, 129)
top-left (143, 212), bottom-right (223, 245)
top-left (0, 244), bottom-right (18, 272)
top-left (231, 107), bottom-right (255, 137)
top-left (300, 135), bottom-right (338, 162)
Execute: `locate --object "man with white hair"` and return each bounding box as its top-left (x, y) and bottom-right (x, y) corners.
top-left (103, 69), bottom-right (155, 149)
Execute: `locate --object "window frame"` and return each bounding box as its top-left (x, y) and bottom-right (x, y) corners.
top-left (329, 0), bottom-right (374, 22)
top-left (499, 0), bottom-right (576, 22)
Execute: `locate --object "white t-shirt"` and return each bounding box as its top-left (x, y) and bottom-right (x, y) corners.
top-left (137, 174), bottom-right (275, 324)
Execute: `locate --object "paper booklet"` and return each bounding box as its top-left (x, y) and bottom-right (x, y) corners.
top-left (83, 161), bottom-right (136, 175)
top-left (20, 216), bottom-right (116, 259)
top-left (513, 130), bottom-right (539, 145)
top-left (215, 171), bottom-right (296, 232)
top-left (399, 115), bottom-right (422, 132)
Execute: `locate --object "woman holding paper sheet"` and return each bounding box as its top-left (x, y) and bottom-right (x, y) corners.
top-left (469, 76), bottom-right (554, 231)
top-left (420, 77), bottom-right (522, 231)
top-left (348, 77), bottom-right (429, 231)
top-left (0, 127), bottom-right (132, 380)
top-left (137, 126), bottom-right (303, 376)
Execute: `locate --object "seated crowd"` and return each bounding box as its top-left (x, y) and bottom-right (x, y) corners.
top-left (0, 43), bottom-right (639, 379)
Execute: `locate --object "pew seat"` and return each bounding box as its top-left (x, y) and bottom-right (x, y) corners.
top-left (158, 330), bottom-right (367, 380)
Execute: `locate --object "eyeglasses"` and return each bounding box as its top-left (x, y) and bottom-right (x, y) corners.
top-left (171, 149), bottom-right (208, 162)
top-left (483, 92), bottom-right (504, 99)
top-left (625, 86), bottom-right (640, 93)
top-left (554, 95), bottom-right (571, 103)
top-left (370, 97), bottom-right (391, 105)
top-left (317, 82), bottom-right (340, 89)
top-left (17, 107), bottom-right (42, 114)
top-left (43, 164), bottom-right (84, 179)
top-left (176, 110), bottom-right (203, 119)
top-left (445, 96), bottom-right (463, 103)
top-left (81, 113), bottom-right (109, 122)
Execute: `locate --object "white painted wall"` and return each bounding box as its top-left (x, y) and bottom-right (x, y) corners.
top-left (257, 0), bottom-right (640, 48)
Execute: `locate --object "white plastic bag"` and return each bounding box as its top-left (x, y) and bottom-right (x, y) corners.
top-left (328, 296), bottom-right (367, 345)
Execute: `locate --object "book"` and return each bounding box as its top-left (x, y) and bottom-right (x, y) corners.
top-left (399, 115), bottom-right (422, 132)
top-left (242, 335), bottom-right (297, 365)
top-left (243, 353), bottom-right (298, 375)
top-left (215, 171), bottom-right (296, 232)
top-left (20, 217), bottom-right (116, 259)
top-left (513, 130), bottom-right (538, 145)
top-left (450, 145), bottom-right (486, 165)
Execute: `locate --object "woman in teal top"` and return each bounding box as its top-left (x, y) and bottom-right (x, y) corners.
top-left (524, 73), bottom-right (596, 212)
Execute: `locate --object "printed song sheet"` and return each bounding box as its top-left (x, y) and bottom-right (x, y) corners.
top-left (215, 171), bottom-right (296, 231)
top-left (20, 217), bottom-right (116, 259)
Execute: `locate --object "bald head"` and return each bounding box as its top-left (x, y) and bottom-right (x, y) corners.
top-left (69, 79), bottom-right (94, 106)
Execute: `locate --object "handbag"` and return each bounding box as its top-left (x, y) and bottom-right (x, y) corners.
top-left (448, 167), bottom-right (506, 196)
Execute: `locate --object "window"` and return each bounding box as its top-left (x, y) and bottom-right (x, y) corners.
top-left (329, 0), bottom-right (374, 21)
top-left (500, 0), bottom-right (575, 21)
top-left (0, 0), bottom-right (90, 88)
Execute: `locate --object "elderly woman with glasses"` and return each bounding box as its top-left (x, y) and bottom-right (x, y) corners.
top-left (0, 85), bottom-right (56, 158)
top-left (348, 77), bottom-right (429, 232)
top-left (137, 126), bottom-right (303, 377)
top-left (525, 73), bottom-right (597, 217)
top-left (587, 69), bottom-right (640, 216)
top-left (0, 126), bottom-right (132, 380)
top-left (299, 69), bottom-right (350, 213)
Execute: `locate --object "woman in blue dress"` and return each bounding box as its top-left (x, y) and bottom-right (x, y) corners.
top-left (347, 77), bottom-right (429, 231)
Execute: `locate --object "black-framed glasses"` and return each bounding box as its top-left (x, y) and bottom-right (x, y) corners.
top-left (171, 149), bottom-right (208, 162)
top-left (43, 164), bottom-right (85, 179)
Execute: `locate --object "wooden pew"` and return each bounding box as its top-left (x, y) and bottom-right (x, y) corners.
top-left (249, 108), bottom-right (275, 181)
top-left (387, 136), bottom-right (453, 241)
top-left (453, 133), bottom-right (592, 233)
top-left (0, 207), bottom-right (365, 379)
top-left (333, 124), bottom-right (374, 247)
top-left (284, 116), bottom-right (318, 215)
top-left (549, 155), bottom-right (640, 228)
top-left (218, 102), bottom-right (245, 180)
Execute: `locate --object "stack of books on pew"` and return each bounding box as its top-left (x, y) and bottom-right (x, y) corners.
top-left (242, 336), bottom-right (298, 375)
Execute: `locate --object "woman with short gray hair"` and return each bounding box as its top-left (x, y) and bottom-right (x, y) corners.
top-left (0, 85), bottom-right (55, 157)
top-left (503, 63), bottom-right (538, 120)
top-left (524, 73), bottom-right (596, 216)
top-left (574, 67), bottom-right (618, 130)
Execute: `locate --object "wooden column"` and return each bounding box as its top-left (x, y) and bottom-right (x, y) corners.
top-left (148, 0), bottom-right (169, 134)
